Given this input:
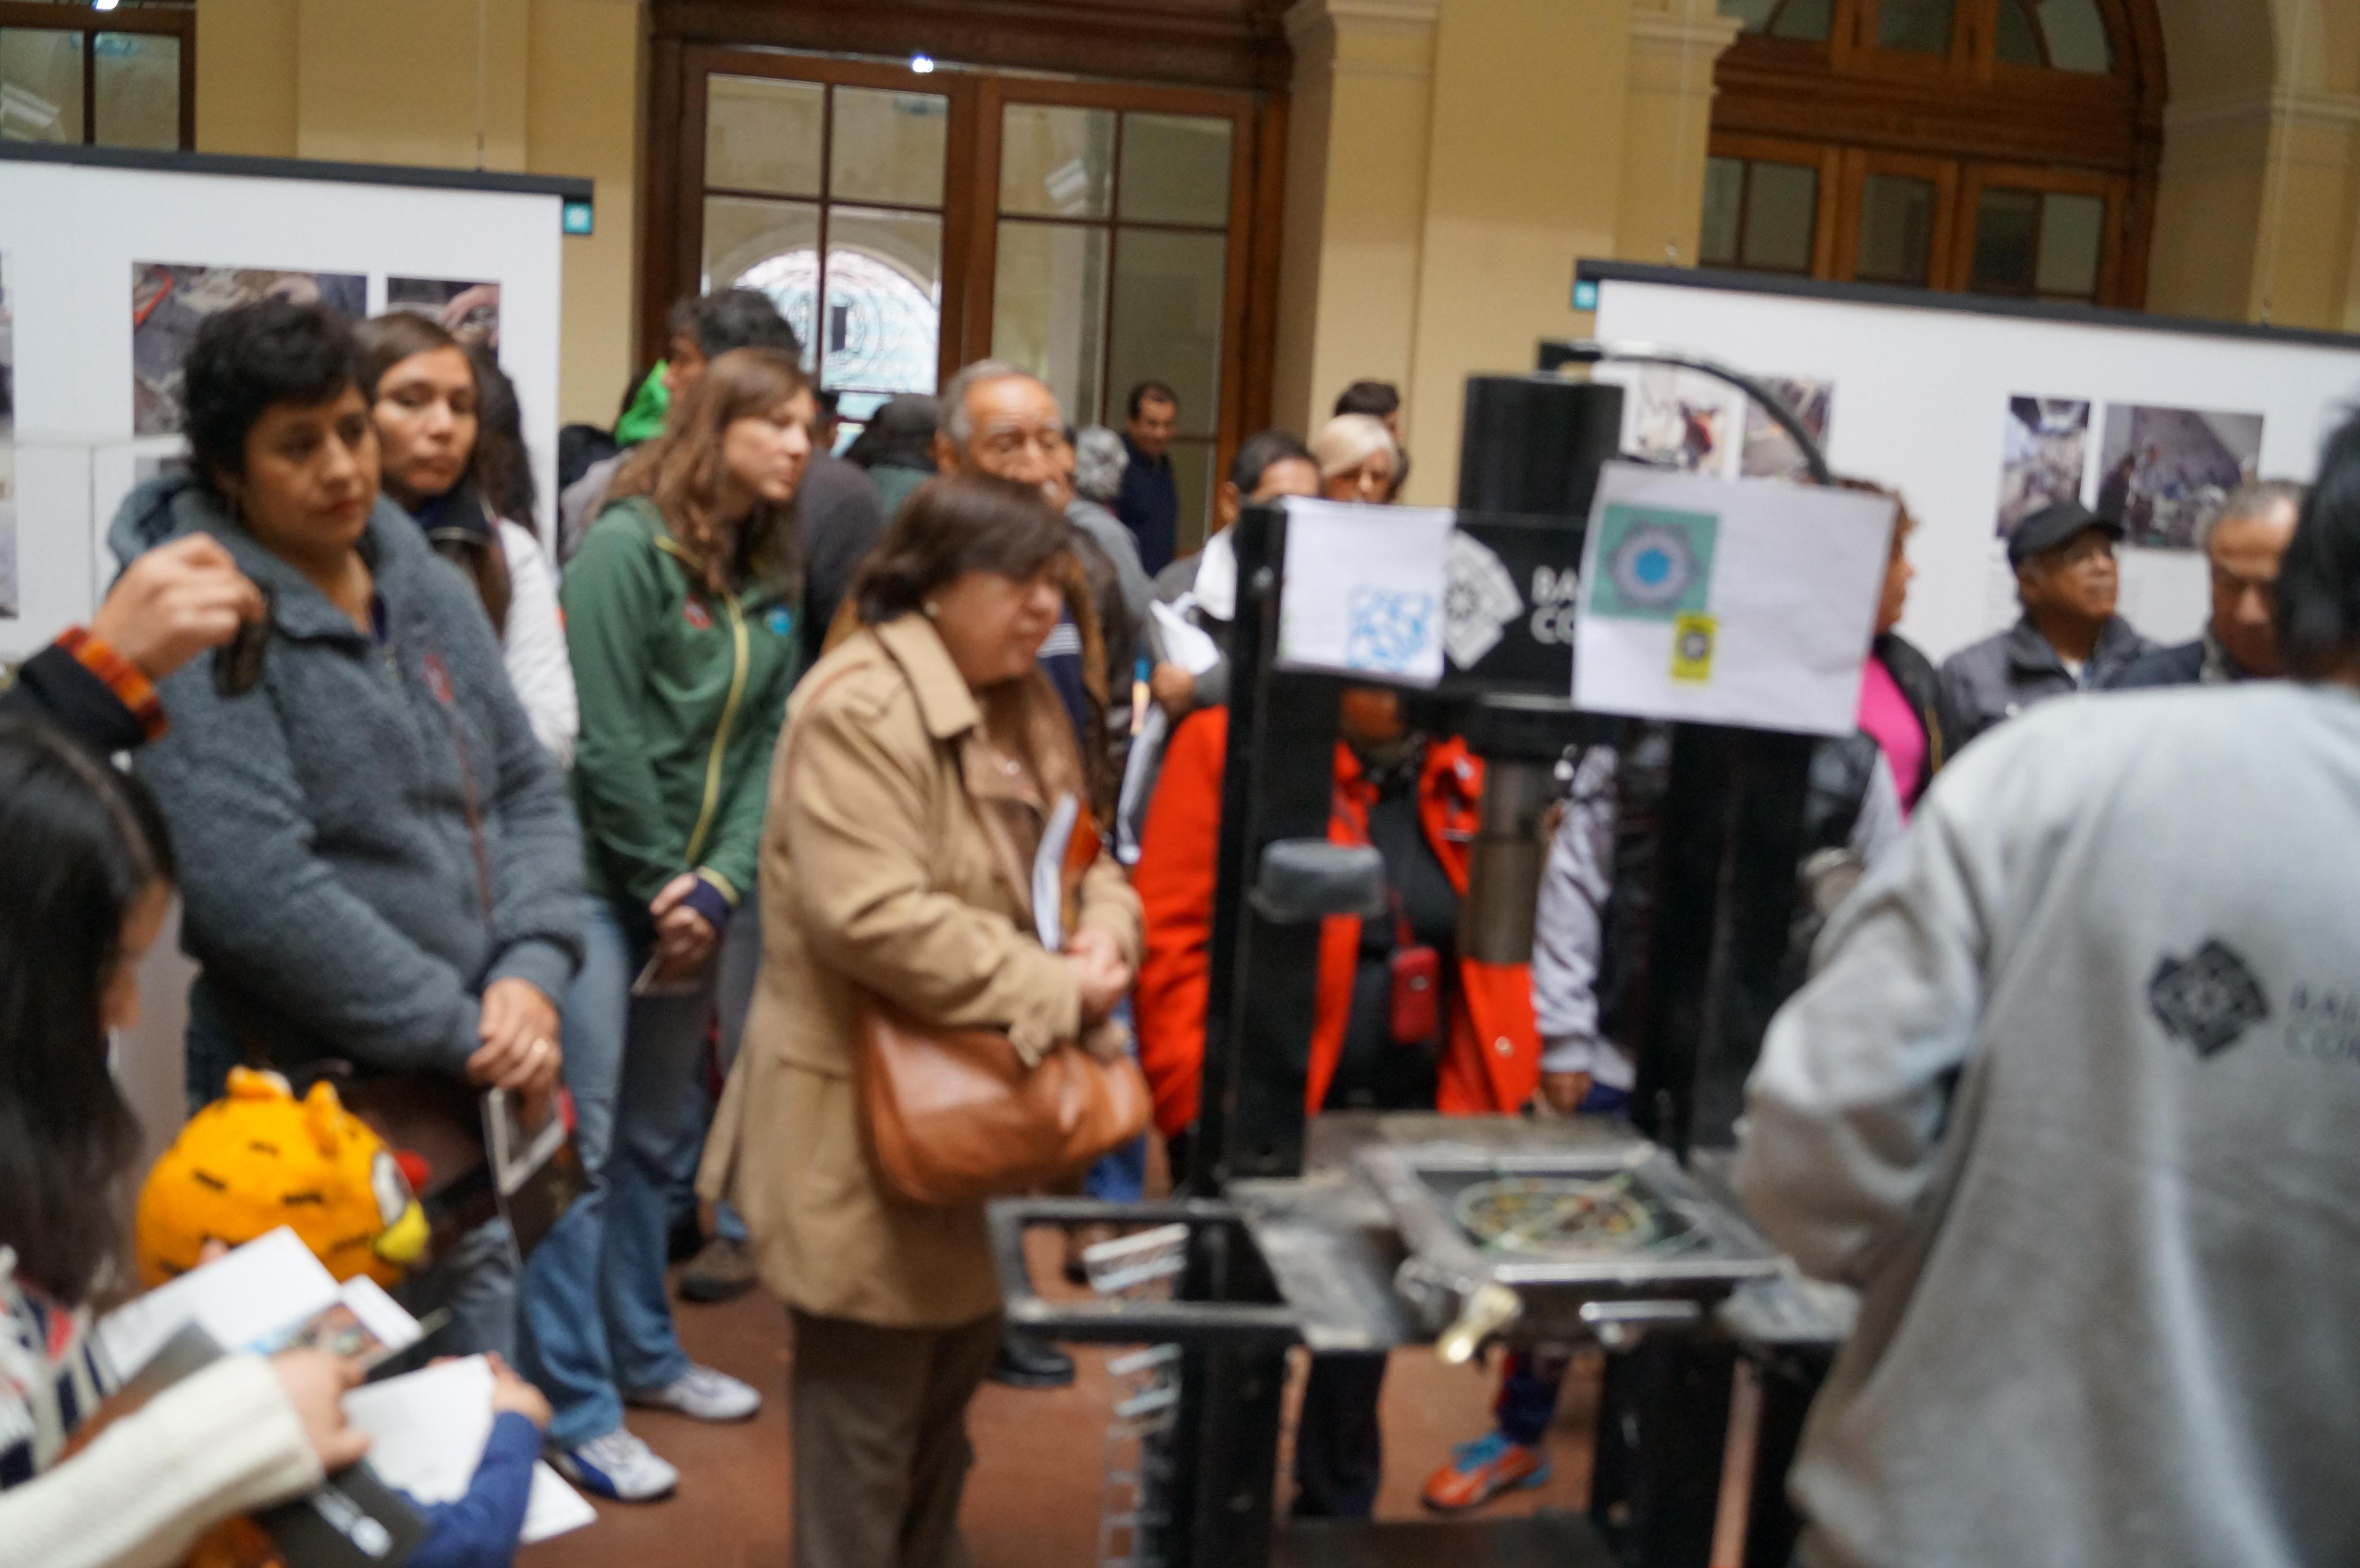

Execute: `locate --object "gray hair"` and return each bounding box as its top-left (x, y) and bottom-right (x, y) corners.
top-left (1072, 426), bottom-right (1129, 503)
top-left (937, 359), bottom-right (1050, 449)
top-left (2200, 478), bottom-right (2308, 551)
top-left (1309, 413), bottom-right (1399, 479)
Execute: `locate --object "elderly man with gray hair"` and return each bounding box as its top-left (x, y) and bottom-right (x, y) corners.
top-left (2109, 478), bottom-right (2307, 688)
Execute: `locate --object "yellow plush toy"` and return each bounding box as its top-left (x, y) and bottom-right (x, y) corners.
top-left (136, 1067), bottom-right (432, 1288)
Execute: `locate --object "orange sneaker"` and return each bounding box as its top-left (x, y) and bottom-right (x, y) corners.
top-left (1420, 1430), bottom-right (1551, 1512)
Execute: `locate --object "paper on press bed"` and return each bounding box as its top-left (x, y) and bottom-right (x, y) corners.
top-left (1274, 498), bottom-right (1454, 686)
top-left (342, 1356), bottom-right (596, 1544)
top-left (1571, 463), bottom-right (1894, 737)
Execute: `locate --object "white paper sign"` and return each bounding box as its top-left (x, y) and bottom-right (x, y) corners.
top-left (1572, 463), bottom-right (1893, 735)
top-left (1274, 497), bottom-right (1453, 686)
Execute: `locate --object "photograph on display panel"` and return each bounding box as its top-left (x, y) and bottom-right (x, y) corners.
top-left (1, 249), bottom-right (15, 618)
top-left (1996, 396), bottom-right (2091, 540)
top-left (386, 278), bottom-right (501, 348)
top-left (134, 264), bottom-right (368, 436)
top-left (1740, 376), bottom-right (1833, 481)
top-left (2091, 403), bottom-right (2264, 551)
top-left (1623, 367), bottom-right (1736, 475)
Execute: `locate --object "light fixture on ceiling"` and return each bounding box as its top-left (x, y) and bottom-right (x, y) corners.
top-left (910, 54), bottom-right (936, 74)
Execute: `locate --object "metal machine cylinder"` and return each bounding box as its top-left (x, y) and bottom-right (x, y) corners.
top-left (1454, 373), bottom-right (1625, 965)
top-left (1457, 373), bottom-right (1625, 516)
top-left (1459, 755), bottom-right (1555, 965)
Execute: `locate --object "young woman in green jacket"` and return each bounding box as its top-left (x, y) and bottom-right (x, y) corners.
top-left (519, 347), bottom-right (812, 1501)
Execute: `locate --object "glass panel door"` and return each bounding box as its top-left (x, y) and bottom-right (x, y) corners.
top-left (698, 67), bottom-right (949, 449)
top-left (988, 97), bottom-right (1242, 551)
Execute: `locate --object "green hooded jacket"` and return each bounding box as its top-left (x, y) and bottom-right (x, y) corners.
top-left (562, 495), bottom-right (800, 911)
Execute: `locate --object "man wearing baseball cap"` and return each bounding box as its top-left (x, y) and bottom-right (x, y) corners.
top-left (1936, 499), bottom-right (2154, 750)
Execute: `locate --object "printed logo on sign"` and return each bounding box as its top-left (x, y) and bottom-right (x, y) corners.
top-left (1345, 588), bottom-right (1438, 676)
top-left (2149, 939), bottom-right (2270, 1058)
top-left (1669, 613), bottom-right (1716, 682)
top-left (1445, 531), bottom-right (1523, 667)
top-left (1589, 504), bottom-right (1719, 622)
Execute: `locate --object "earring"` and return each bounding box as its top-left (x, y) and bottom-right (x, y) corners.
top-left (923, 600), bottom-right (941, 619)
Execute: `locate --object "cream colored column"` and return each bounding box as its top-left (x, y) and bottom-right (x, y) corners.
top-left (2148, 0), bottom-right (2360, 330)
top-left (1615, 0), bottom-right (1742, 268)
top-left (1271, 0), bottom-right (1443, 440)
top-left (528, 0), bottom-right (645, 425)
top-left (196, 0), bottom-right (300, 156)
top-left (1397, 0), bottom-right (1635, 505)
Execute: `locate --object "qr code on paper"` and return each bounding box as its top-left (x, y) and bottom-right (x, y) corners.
top-left (1345, 588), bottom-right (1438, 675)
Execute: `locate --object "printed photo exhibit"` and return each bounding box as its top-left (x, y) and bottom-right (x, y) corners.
top-left (1997, 395), bottom-right (2091, 539)
top-left (387, 277), bottom-right (502, 348)
top-left (2092, 403), bottom-right (2265, 551)
top-left (1740, 375), bottom-right (1833, 481)
top-left (1625, 367), bottom-right (1732, 473)
top-left (133, 263), bottom-right (367, 435)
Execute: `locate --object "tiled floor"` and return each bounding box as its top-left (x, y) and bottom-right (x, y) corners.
top-left (522, 1267), bottom-right (1603, 1568)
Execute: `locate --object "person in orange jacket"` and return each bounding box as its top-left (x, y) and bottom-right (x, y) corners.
top-left (1133, 684), bottom-right (1540, 1517)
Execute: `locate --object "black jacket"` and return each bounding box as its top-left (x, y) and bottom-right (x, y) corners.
top-left (0, 643), bottom-right (150, 752)
top-left (1872, 630), bottom-right (1945, 798)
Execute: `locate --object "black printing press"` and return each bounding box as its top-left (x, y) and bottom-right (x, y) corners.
top-left (989, 347), bottom-right (1855, 1568)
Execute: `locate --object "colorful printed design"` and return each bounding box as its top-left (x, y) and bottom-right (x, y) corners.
top-left (1669, 613), bottom-right (1717, 682)
top-left (766, 606), bottom-right (795, 638)
top-left (1590, 504), bottom-right (1718, 622)
top-left (1345, 587), bottom-right (1438, 676)
top-left (683, 599), bottom-right (714, 631)
top-left (2149, 940), bottom-right (2270, 1058)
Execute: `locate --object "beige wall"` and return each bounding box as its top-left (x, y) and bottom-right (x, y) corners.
top-left (1276, 0), bottom-right (1736, 505)
top-left (2150, 0), bottom-right (2360, 332)
top-left (195, 0), bottom-right (642, 425)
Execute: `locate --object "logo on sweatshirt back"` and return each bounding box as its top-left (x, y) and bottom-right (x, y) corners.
top-left (2149, 939), bottom-right (2270, 1059)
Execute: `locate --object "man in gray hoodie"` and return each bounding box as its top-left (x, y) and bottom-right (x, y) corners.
top-left (1739, 410), bottom-right (2360, 1568)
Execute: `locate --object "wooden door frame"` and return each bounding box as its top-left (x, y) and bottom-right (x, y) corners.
top-left (1832, 147), bottom-right (1961, 288)
top-left (1951, 160), bottom-right (2129, 305)
top-left (0, 0), bottom-right (197, 149)
top-left (645, 44), bottom-right (1285, 488)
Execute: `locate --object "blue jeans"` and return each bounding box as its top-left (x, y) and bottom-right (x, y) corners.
top-left (517, 899), bottom-right (715, 1446)
top-left (664, 888), bottom-right (763, 1245)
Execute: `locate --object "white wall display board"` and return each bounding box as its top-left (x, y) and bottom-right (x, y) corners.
top-left (1579, 262), bottom-right (2360, 663)
top-left (0, 145), bottom-right (588, 659)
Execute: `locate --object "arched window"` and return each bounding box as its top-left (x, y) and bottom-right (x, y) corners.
top-left (1704, 0), bottom-right (2163, 307)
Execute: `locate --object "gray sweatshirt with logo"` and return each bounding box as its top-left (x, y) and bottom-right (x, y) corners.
top-left (1739, 681), bottom-right (2360, 1568)
top-left (115, 476), bottom-right (586, 1095)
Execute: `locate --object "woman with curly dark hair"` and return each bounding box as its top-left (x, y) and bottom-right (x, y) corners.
top-left (116, 297), bottom-right (585, 1367)
top-left (516, 345), bottom-right (812, 1501)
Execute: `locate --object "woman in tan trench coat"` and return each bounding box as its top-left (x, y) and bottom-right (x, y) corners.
top-left (700, 473), bottom-right (1142, 1568)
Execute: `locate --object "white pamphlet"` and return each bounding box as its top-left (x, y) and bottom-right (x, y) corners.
top-left (343, 1355), bottom-right (596, 1545)
top-left (1033, 791), bottom-right (1082, 950)
top-left (1572, 463), bottom-right (1893, 736)
top-left (1273, 497), bottom-right (1453, 685)
top-left (97, 1226), bottom-right (427, 1377)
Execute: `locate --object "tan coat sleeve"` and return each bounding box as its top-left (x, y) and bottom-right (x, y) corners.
top-left (785, 688), bottom-right (1084, 1061)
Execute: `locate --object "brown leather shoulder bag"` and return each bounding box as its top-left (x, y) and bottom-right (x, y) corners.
top-left (785, 647), bottom-right (1149, 1208)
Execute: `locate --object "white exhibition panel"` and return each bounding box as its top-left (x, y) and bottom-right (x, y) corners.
top-left (0, 155), bottom-right (566, 658)
top-left (1588, 273), bottom-right (2360, 663)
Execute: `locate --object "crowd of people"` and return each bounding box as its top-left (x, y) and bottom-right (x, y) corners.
top-left (0, 274), bottom-right (2356, 1568)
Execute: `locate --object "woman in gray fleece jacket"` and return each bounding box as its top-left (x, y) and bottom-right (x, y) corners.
top-left (121, 300), bottom-right (586, 1357)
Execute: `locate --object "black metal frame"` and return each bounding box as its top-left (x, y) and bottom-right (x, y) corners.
top-left (989, 358), bottom-right (1852, 1567)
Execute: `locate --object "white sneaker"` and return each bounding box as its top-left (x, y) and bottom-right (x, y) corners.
top-left (551, 1428), bottom-right (679, 1502)
top-left (627, 1363), bottom-right (762, 1422)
